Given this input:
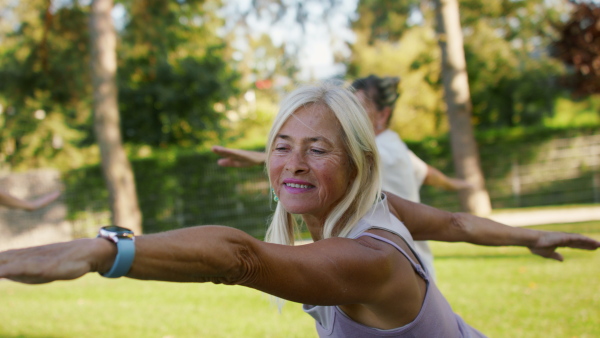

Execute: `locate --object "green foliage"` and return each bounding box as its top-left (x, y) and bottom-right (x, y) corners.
top-left (461, 0), bottom-right (568, 128)
top-left (348, 26), bottom-right (447, 140)
top-left (546, 94), bottom-right (600, 127)
top-left (408, 124), bottom-right (600, 211)
top-left (0, 1), bottom-right (93, 169)
top-left (0, 0), bottom-right (241, 168)
top-left (349, 0), bottom-right (573, 137)
top-left (118, 49), bottom-right (240, 147)
top-left (117, 0), bottom-right (241, 148)
top-left (351, 0), bottom-right (420, 44)
top-left (553, 2), bottom-right (600, 96)
top-left (64, 148), bottom-right (272, 237)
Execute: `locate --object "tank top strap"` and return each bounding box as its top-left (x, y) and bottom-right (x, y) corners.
top-left (357, 232), bottom-right (428, 281)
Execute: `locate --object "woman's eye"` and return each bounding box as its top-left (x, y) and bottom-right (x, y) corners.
top-left (310, 148), bottom-right (325, 154)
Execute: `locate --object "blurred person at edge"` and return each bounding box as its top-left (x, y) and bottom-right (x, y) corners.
top-left (212, 75), bottom-right (472, 280)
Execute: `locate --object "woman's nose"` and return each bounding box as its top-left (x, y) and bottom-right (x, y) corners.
top-left (285, 150), bottom-right (309, 174)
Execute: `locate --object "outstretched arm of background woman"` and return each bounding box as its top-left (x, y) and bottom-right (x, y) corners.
top-left (385, 192), bottom-right (600, 261)
top-left (0, 190), bottom-right (61, 211)
top-left (211, 146), bottom-right (267, 168)
top-left (423, 165), bottom-right (473, 191)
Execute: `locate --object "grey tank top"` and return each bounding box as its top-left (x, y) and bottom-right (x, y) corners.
top-left (303, 194), bottom-right (487, 338)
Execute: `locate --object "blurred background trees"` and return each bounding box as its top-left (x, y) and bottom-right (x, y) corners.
top-left (348, 0), bottom-right (575, 138)
top-left (0, 0), bottom-right (598, 231)
top-left (553, 1), bottom-right (600, 97)
top-left (2, 0), bottom-right (596, 169)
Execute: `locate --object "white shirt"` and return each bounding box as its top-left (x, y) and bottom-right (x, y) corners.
top-left (375, 129), bottom-right (435, 280)
top-left (376, 130), bottom-right (428, 202)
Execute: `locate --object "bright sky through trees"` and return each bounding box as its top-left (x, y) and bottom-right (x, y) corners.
top-left (219, 0), bottom-right (358, 80)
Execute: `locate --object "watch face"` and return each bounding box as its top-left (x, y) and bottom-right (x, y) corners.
top-left (100, 225), bottom-right (134, 238)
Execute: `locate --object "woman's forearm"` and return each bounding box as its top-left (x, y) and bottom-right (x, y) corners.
top-left (387, 191), bottom-right (600, 259)
top-left (0, 226), bottom-right (259, 285)
top-left (450, 212), bottom-right (540, 246)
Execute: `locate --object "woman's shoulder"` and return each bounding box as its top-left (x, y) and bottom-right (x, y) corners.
top-left (347, 194), bottom-right (415, 245)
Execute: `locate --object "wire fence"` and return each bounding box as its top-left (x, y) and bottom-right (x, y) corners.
top-left (420, 133), bottom-right (600, 211)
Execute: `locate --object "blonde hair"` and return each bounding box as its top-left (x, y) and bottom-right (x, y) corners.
top-left (265, 82), bottom-right (382, 245)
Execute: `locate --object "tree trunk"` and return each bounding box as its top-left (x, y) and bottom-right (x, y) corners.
top-left (433, 0), bottom-right (492, 216)
top-left (90, 0), bottom-right (142, 233)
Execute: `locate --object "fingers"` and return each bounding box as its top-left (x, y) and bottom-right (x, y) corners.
top-left (0, 251), bottom-right (45, 283)
top-left (0, 240), bottom-right (98, 284)
top-left (549, 252), bottom-right (564, 262)
top-left (211, 145), bottom-right (229, 155)
top-left (562, 234), bottom-right (600, 250)
top-left (212, 146), bottom-right (243, 158)
top-left (529, 247), bottom-right (564, 262)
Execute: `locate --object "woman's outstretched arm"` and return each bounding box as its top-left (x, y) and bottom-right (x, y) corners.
top-left (0, 225), bottom-right (415, 308)
top-left (211, 146), bottom-right (267, 168)
top-left (385, 192), bottom-right (600, 261)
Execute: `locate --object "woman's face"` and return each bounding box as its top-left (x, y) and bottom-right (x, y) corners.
top-left (268, 104), bottom-right (355, 223)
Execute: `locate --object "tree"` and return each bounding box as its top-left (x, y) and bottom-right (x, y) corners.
top-left (348, 0), bottom-right (569, 134)
top-left (460, 0), bottom-right (568, 128)
top-left (348, 0), bottom-right (492, 215)
top-left (553, 1), bottom-right (600, 96)
top-left (433, 0), bottom-right (491, 215)
top-left (0, 0), bottom-right (92, 170)
top-left (117, 0), bottom-right (241, 148)
top-left (90, 0), bottom-right (142, 234)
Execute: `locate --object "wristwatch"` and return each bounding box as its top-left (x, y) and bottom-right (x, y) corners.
top-left (97, 225), bottom-right (135, 278)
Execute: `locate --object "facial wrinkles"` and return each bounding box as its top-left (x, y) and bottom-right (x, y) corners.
top-left (279, 117), bottom-right (343, 178)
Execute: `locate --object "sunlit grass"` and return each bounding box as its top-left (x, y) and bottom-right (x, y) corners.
top-left (1, 222), bottom-right (598, 338)
top-left (0, 278), bottom-right (315, 338)
top-left (432, 222), bottom-right (600, 338)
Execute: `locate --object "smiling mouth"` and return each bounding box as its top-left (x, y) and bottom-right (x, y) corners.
top-left (285, 183), bottom-right (312, 189)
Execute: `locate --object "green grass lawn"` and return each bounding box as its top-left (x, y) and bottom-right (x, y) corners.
top-left (1, 222), bottom-right (598, 338)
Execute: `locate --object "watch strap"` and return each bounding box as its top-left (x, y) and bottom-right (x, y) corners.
top-left (101, 238), bottom-right (135, 278)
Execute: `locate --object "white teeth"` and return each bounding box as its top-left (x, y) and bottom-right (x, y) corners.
top-left (285, 183), bottom-right (310, 189)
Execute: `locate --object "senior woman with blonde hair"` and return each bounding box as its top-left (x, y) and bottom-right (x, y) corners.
top-left (265, 81), bottom-right (380, 244)
top-left (0, 82), bottom-right (598, 337)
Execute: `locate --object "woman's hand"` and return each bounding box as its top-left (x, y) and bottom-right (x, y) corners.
top-left (528, 231), bottom-right (600, 261)
top-left (0, 238), bottom-right (115, 284)
top-left (211, 146), bottom-right (267, 168)
top-left (29, 190), bottom-right (62, 210)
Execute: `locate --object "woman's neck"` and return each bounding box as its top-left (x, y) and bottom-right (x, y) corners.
top-left (303, 215), bottom-right (325, 241)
